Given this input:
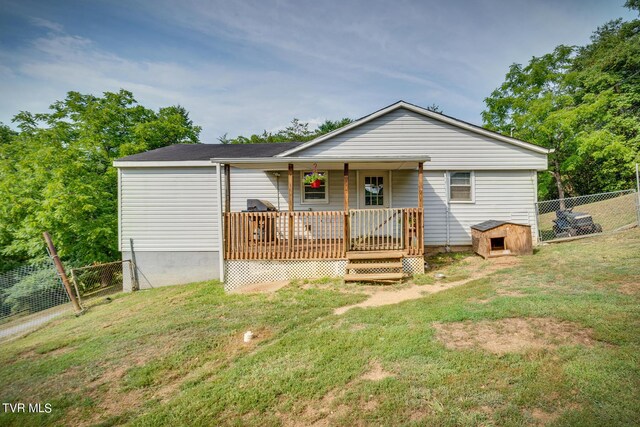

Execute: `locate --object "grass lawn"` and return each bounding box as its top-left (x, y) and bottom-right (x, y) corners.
top-left (1, 229), bottom-right (639, 426)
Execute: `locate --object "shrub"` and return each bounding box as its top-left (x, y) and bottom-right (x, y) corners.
top-left (3, 268), bottom-right (68, 314)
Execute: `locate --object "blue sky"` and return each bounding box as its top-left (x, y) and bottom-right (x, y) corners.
top-left (0, 0), bottom-right (635, 142)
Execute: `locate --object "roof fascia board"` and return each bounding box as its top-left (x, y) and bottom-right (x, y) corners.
top-left (277, 101), bottom-right (550, 157)
top-left (209, 155), bottom-right (430, 164)
top-left (113, 161), bottom-right (215, 168)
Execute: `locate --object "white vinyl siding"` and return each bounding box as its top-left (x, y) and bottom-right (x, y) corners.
top-left (118, 166), bottom-right (537, 253)
top-left (293, 170), bottom-right (356, 211)
top-left (393, 169), bottom-right (537, 245)
top-left (392, 170), bottom-right (447, 245)
top-left (226, 168), bottom-right (285, 212)
top-left (290, 108), bottom-right (547, 170)
top-left (120, 167), bottom-right (219, 251)
top-left (224, 168), bottom-right (355, 212)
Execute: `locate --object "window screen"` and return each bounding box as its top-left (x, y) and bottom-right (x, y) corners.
top-left (449, 172), bottom-right (472, 201)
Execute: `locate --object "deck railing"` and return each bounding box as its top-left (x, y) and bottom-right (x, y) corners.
top-left (349, 208), bottom-right (404, 251)
top-left (225, 211), bottom-right (346, 260)
top-left (403, 208), bottom-right (424, 256)
top-left (224, 207), bottom-right (423, 260)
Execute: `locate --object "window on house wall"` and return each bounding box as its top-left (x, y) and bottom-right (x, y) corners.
top-left (301, 171), bottom-right (329, 204)
top-left (449, 172), bottom-right (473, 202)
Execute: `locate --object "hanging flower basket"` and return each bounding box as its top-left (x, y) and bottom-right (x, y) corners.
top-left (304, 172), bottom-right (325, 187)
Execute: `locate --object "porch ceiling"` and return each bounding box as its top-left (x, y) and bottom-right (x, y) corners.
top-left (211, 156), bottom-right (429, 170)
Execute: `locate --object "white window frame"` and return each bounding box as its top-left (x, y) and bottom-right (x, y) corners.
top-left (448, 171), bottom-right (475, 204)
top-left (300, 170), bottom-right (330, 205)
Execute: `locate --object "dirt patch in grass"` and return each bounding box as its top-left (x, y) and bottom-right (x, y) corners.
top-left (280, 361), bottom-right (393, 426)
top-left (470, 289), bottom-right (528, 304)
top-left (618, 281), bottom-right (640, 295)
top-left (529, 403), bottom-right (581, 425)
top-left (233, 281), bottom-right (290, 294)
top-left (433, 317), bottom-right (595, 355)
top-left (361, 361), bottom-right (394, 381)
top-left (334, 256), bottom-right (522, 315)
top-left (80, 385), bottom-right (145, 427)
top-left (280, 386), bottom-right (347, 427)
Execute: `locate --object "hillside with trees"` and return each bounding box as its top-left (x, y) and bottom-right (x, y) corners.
top-left (483, 1), bottom-right (639, 200)
top-left (0, 90), bottom-right (201, 272)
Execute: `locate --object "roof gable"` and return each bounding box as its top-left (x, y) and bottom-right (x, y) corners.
top-left (277, 101), bottom-right (550, 157)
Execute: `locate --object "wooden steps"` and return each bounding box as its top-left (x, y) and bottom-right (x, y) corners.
top-left (346, 261), bottom-right (403, 270)
top-left (344, 272), bottom-right (405, 281)
top-left (344, 251), bottom-right (405, 283)
top-left (346, 250), bottom-right (404, 260)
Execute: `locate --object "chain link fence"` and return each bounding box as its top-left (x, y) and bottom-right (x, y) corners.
top-left (0, 259), bottom-right (134, 340)
top-left (0, 259), bottom-right (70, 339)
top-left (70, 260), bottom-right (132, 308)
top-left (536, 189), bottom-right (639, 242)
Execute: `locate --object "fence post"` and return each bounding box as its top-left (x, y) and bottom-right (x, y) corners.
top-left (534, 202), bottom-right (542, 243)
top-left (636, 163), bottom-right (640, 227)
top-left (43, 232), bottom-right (83, 314)
top-left (129, 238), bottom-right (140, 291)
top-left (70, 269), bottom-right (84, 310)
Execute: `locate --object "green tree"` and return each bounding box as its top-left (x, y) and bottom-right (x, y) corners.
top-left (316, 118), bottom-right (353, 134)
top-left (0, 90), bottom-right (201, 271)
top-left (220, 117), bottom-right (353, 144)
top-left (482, 45), bottom-right (576, 202)
top-left (483, 2), bottom-right (640, 200)
top-left (0, 123), bottom-right (16, 147)
top-left (567, 16), bottom-right (640, 194)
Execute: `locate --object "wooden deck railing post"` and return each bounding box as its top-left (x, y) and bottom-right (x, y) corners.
top-left (418, 162), bottom-right (424, 255)
top-left (288, 164), bottom-right (294, 257)
top-left (343, 163), bottom-right (349, 253)
top-left (224, 164), bottom-right (230, 260)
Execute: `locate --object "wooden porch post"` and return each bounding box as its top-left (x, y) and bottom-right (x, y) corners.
top-left (418, 162), bottom-right (424, 209)
top-left (288, 164), bottom-right (294, 256)
top-left (223, 164), bottom-right (230, 260)
top-left (417, 162), bottom-right (424, 254)
top-left (224, 164), bottom-right (230, 213)
top-left (343, 163), bottom-right (349, 254)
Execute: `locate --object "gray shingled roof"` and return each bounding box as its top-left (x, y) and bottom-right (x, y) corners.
top-left (117, 142), bottom-right (304, 162)
top-left (471, 220), bottom-right (530, 232)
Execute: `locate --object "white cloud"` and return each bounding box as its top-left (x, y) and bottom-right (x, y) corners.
top-left (0, 20), bottom-right (367, 140)
top-left (29, 17), bottom-right (64, 33)
top-left (0, 1), bottom-right (633, 140)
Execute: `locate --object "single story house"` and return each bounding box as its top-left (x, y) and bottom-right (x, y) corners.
top-left (113, 101), bottom-right (550, 291)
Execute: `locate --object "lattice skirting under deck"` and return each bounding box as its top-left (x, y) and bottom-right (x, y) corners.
top-left (224, 256), bottom-right (425, 292)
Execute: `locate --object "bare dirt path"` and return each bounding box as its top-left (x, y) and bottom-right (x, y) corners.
top-left (334, 256), bottom-right (519, 315)
top-left (0, 304), bottom-right (70, 341)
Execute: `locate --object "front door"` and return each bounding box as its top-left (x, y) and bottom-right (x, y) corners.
top-left (351, 171), bottom-right (397, 250)
top-left (359, 171), bottom-right (389, 209)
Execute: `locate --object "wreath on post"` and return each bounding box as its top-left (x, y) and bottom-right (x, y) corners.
top-left (303, 164), bottom-right (325, 188)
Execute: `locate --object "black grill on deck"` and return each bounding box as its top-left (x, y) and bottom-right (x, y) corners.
top-left (244, 199), bottom-right (277, 212)
top-left (243, 199), bottom-right (278, 241)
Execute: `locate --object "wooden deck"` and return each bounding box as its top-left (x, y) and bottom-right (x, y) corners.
top-left (224, 209), bottom-right (423, 260)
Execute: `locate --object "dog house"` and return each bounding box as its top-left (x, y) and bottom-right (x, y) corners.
top-left (471, 220), bottom-right (533, 259)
